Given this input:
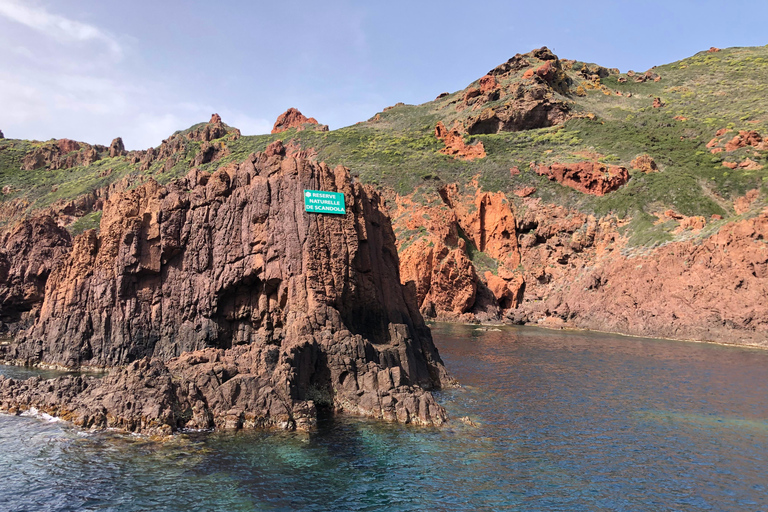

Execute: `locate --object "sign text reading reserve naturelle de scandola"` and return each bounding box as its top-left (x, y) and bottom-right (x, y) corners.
top-left (303, 190), bottom-right (346, 214)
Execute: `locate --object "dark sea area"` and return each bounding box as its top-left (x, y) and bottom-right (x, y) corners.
top-left (1, 324), bottom-right (767, 511)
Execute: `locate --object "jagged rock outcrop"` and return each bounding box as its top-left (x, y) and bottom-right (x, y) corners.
top-left (535, 161), bottom-right (630, 196)
top-left (271, 108), bottom-right (329, 134)
top-left (128, 115), bottom-right (240, 173)
top-left (457, 47), bottom-right (571, 134)
top-left (434, 122), bottom-right (486, 160)
top-left (439, 184), bottom-right (521, 270)
top-left (488, 54), bottom-right (531, 76)
top-left (0, 144), bottom-right (450, 433)
top-left (725, 130), bottom-right (764, 151)
top-left (21, 139), bottom-right (103, 171)
top-left (464, 80), bottom-right (570, 134)
top-left (187, 113), bottom-right (241, 142)
top-left (393, 183), bottom-right (522, 320)
top-left (109, 137), bottom-right (126, 158)
top-left (0, 130), bottom-right (4, 139)
top-left (0, 217), bottom-right (72, 331)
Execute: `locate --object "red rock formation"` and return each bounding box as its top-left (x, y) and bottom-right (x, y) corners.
top-left (479, 75), bottom-right (499, 94)
top-left (187, 114), bottom-right (240, 142)
top-left (57, 139), bottom-right (81, 154)
top-left (395, 195), bottom-right (474, 319)
top-left (21, 140), bottom-right (102, 171)
top-left (679, 216), bottom-right (706, 231)
top-left (462, 87), bottom-right (482, 104)
top-left (708, 47), bottom-right (721, 52)
top-left (1, 150), bottom-right (450, 433)
top-left (725, 130), bottom-right (763, 151)
top-left (652, 97), bottom-right (664, 108)
top-left (421, 246), bottom-right (477, 316)
top-left (434, 122), bottom-right (486, 160)
top-left (514, 186), bottom-right (536, 197)
top-left (724, 159), bottom-right (762, 170)
top-left (535, 61), bottom-right (556, 81)
top-left (734, 189), bottom-right (760, 214)
top-left (394, 184), bottom-right (522, 320)
top-left (108, 137), bottom-right (126, 158)
top-left (0, 217), bottom-right (72, 331)
top-left (535, 162), bottom-right (630, 196)
top-left (440, 184), bottom-right (521, 270)
top-left (271, 108), bottom-right (328, 134)
top-left (521, 210), bottom-right (768, 348)
top-left (464, 81), bottom-right (570, 134)
top-left (485, 272), bottom-right (524, 310)
top-left (631, 154), bottom-right (659, 173)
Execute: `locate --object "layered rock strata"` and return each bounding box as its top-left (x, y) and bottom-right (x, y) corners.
top-left (0, 142), bottom-right (450, 433)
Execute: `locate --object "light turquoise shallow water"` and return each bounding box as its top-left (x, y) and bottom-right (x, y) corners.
top-left (1, 324), bottom-right (767, 511)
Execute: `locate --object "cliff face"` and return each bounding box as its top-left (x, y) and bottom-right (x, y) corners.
top-left (0, 217), bottom-right (72, 331)
top-left (519, 205), bottom-right (768, 346)
top-left (0, 142), bottom-right (449, 433)
top-left (391, 183), bottom-right (768, 348)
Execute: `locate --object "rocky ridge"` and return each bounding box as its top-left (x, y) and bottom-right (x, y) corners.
top-left (271, 108), bottom-right (328, 134)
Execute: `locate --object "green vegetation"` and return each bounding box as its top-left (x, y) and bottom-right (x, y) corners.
top-left (68, 210), bottom-right (103, 236)
top-left (1, 45), bottom-right (766, 247)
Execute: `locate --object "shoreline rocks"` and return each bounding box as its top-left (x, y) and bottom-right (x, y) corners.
top-left (0, 144), bottom-right (451, 434)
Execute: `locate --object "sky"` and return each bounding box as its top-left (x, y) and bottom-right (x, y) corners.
top-left (1, 0), bottom-right (767, 150)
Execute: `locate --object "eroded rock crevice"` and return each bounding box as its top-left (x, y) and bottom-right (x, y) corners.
top-left (0, 144), bottom-right (450, 434)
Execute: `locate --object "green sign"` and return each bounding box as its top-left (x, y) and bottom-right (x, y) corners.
top-left (303, 189), bottom-right (346, 214)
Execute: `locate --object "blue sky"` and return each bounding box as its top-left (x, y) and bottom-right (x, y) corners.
top-left (1, 0), bottom-right (767, 149)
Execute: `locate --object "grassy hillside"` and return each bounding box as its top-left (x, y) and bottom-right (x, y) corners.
top-left (0, 45), bottom-right (766, 245)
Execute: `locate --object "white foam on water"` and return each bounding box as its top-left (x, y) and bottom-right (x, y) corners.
top-left (19, 407), bottom-right (61, 423)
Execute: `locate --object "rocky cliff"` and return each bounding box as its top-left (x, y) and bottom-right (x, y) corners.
top-left (390, 181), bottom-right (768, 348)
top-left (0, 141), bottom-right (450, 434)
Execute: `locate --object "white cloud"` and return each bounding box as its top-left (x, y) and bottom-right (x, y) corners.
top-left (0, 0), bottom-right (122, 57)
top-left (0, 2), bottom-right (272, 150)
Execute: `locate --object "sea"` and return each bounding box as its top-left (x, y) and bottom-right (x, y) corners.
top-left (1, 323), bottom-right (766, 511)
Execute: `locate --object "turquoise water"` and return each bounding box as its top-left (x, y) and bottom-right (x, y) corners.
top-left (1, 324), bottom-right (767, 511)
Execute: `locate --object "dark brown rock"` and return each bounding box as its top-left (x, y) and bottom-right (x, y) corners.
top-left (109, 137), bottom-right (126, 158)
top-left (0, 216), bottom-right (72, 331)
top-left (21, 140), bottom-right (101, 171)
top-left (528, 46), bottom-right (557, 61)
top-left (1, 150), bottom-right (450, 433)
top-left (464, 82), bottom-right (570, 134)
top-left (488, 54), bottom-right (531, 75)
